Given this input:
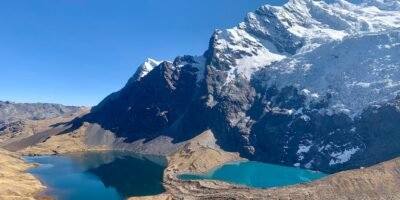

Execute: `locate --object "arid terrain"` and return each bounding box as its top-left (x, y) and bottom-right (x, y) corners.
top-left (18, 122), bottom-right (109, 156)
top-left (0, 107), bottom-right (89, 151)
top-left (0, 106), bottom-right (88, 200)
top-left (0, 149), bottom-right (46, 200)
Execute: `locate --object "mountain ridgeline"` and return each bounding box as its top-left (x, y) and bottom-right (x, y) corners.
top-left (79, 0), bottom-right (400, 173)
top-left (0, 101), bottom-right (83, 125)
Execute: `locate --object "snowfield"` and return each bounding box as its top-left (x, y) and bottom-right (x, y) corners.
top-left (210, 0), bottom-right (400, 117)
top-left (258, 31), bottom-right (400, 116)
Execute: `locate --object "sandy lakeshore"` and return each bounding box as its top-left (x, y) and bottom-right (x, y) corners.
top-left (0, 149), bottom-right (46, 200)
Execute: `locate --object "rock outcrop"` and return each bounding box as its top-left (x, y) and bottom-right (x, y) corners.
top-left (166, 130), bottom-right (243, 174)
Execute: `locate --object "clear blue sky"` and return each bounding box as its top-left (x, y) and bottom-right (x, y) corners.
top-left (0, 0), bottom-right (362, 106)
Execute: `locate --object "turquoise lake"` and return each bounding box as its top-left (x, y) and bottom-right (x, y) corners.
top-left (26, 152), bottom-right (167, 200)
top-left (179, 161), bottom-right (327, 188)
top-left (26, 153), bottom-right (327, 199)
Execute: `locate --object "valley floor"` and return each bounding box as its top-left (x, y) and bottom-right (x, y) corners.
top-left (4, 125), bottom-right (400, 200)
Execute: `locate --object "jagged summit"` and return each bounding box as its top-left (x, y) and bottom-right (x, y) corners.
top-left (131, 58), bottom-right (162, 81)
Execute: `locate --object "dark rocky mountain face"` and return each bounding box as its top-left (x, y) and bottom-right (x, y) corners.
top-left (84, 58), bottom-right (201, 142)
top-left (77, 0), bottom-right (400, 173)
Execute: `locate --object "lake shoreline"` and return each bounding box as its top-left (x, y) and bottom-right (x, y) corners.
top-left (14, 129), bottom-right (400, 200)
top-left (177, 161), bottom-right (327, 188)
top-left (25, 151), bottom-right (167, 200)
top-left (0, 149), bottom-right (50, 200)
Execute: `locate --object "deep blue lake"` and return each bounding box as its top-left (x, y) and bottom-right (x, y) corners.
top-left (26, 152), bottom-right (167, 200)
top-left (179, 161), bottom-right (327, 188)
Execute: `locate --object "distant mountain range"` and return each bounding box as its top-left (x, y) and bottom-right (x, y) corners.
top-left (0, 100), bottom-right (84, 125)
top-left (0, 101), bottom-right (87, 145)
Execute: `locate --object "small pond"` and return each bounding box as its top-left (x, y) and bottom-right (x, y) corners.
top-left (179, 161), bottom-right (327, 188)
top-left (26, 152), bottom-right (167, 200)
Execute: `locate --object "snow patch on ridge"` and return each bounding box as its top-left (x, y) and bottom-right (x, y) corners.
top-left (213, 27), bottom-right (286, 85)
top-left (329, 147), bottom-right (360, 165)
top-left (134, 58), bottom-right (162, 80)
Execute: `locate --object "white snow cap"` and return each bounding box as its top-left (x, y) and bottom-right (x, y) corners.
top-left (212, 0), bottom-right (400, 116)
top-left (212, 0), bottom-right (400, 85)
top-left (137, 58), bottom-right (162, 79)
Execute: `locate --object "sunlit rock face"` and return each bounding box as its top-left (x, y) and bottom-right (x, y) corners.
top-left (81, 0), bottom-right (400, 173)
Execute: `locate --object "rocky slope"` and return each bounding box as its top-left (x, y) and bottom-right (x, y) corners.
top-left (18, 122), bottom-right (109, 156)
top-left (0, 101), bottom-right (87, 146)
top-left (59, 0), bottom-right (400, 174)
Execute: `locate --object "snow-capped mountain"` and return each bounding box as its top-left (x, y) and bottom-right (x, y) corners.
top-left (131, 58), bottom-right (162, 81)
top-left (81, 0), bottom-right (400, 173)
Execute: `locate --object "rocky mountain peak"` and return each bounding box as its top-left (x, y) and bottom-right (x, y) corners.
top-left (78, 0), bottom-right (400, 173)
top-left (130, 58), bottom-right (162, 82)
